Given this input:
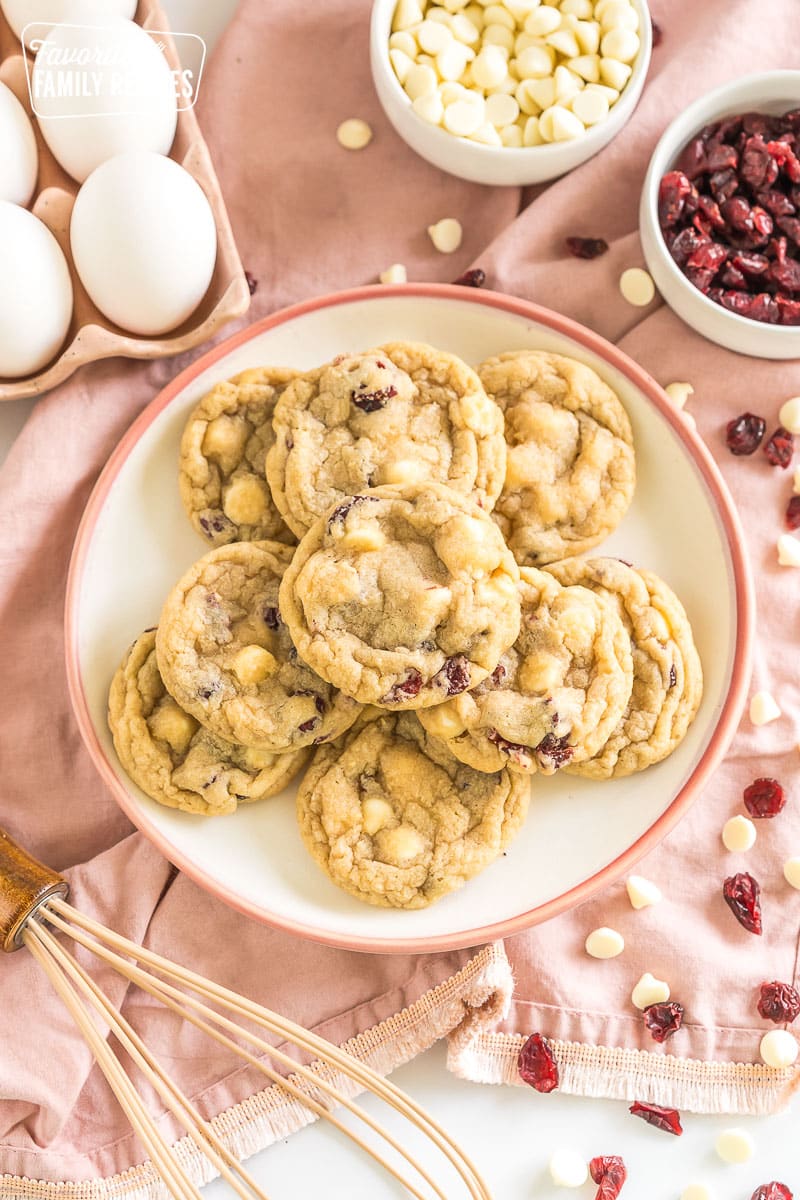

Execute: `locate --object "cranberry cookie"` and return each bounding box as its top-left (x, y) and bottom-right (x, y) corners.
top-left (297, 711), bottom-right (530, 908)
top-left (479, 350), bottom-right (635, 566)
top-left (267, 342), bottom-right (506, 537)
top-left (155, 541), bottom-right (361, 750)
top-left (109, 631), bottom-right (310, 815)
top-left (278, 483), bottom-right (521, 709)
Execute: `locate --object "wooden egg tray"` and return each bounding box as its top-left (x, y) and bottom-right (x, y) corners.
top-left (0, 0), bottom-right (250, 401)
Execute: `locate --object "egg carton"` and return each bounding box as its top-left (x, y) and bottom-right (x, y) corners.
top-left (0, 0), bottom-right (250, 402)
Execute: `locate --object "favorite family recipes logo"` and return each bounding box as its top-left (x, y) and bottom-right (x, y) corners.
top-left (22, 20), bottom-right (206, 116)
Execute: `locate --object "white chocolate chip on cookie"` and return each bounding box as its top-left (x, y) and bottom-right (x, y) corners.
top-left (362, 797), bottom-right (395, 836)
top-left (232, 645), bottom-right (278, 685)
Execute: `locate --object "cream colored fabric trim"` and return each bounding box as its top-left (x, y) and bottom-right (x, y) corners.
top-left (0, 944), bottom-right (512, 1200)
top-left (447, 1029), bottom-right (797, 1115)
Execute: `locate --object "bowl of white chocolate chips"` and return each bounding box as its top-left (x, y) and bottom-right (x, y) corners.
top-left (370, 0), bottom-right (652, 185)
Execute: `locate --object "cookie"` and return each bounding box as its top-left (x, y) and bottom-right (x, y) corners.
top-left (155, 540), bottom-right (361, 750)
top-left (297, 711), bottom-right (530, 908)
top-left (418, 566), bottom-right (633, 775)
top-left (266, 341), bottom-right (506, 537)
top-left (109, 630), bottom-right (309, 815)
top-left (479, 350), bottom-right (636, 566)
top-left (545, 558), bottom-right (703, 779)
top-left (179, 366), bottom-right (298, 547)
top-left (278, 483), bottom-right (521, 709)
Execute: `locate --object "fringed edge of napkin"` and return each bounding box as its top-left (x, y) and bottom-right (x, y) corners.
top-left (447, 1029), bottom-right (796, 1115)
top-left (0, 942), bottom-right (512, 1200)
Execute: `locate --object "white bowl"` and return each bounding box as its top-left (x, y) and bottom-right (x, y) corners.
top-left (640, 71), bottom-right (800, 360)
top-left (370, 0), bottom-right (652, 187)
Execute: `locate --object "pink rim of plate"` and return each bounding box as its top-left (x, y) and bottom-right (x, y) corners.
top-left (65, 283), bottom-right (755, 956)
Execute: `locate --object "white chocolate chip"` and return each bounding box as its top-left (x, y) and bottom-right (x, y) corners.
top-left (760, 1029), bottom-right (799, 1068)
top-left (379, 824), bottom-right (425, 865)
top-left (340, 524), bottom-right (387, 553)
top-left (471, 121), bottom-right (503, 144)
top-left (574, 19), bottom-right (601, 54)
top-left (451, 13), bottom-right (481, 43)
top-left (553, 64), bottom-right (583, 103)
top-left (392, 0), bottom-right (424, 31)
top-left (778, 533), bottom-right (800, 567)
top-left (362, 797), bottom-right (394, 836)
top-left (380, 262), bottom-right (408, 285)
top-left (568, 52), bottom-right (601, 82)
top-left (585, 927), bottom-right (625, 959)
top-left (600, 27), bottom-right (640, 62)
top-left (444, 98), bottom-right (486, 135)
top-left (600, 56), bottom-right (632, 89)
top-left (485, 90), bottom-right (520, 125)
top-left (412, 90), bottom-right (445, 124)
top-left (749, 690), bottom-right (781, 725)
top-left (524, 7), bottom-right (562, 36)
top-left (428, 217), bottom-right (463, 253)
top-left (501, 123), bottom-right (524, 146)
top-left (714, 1129), bottom-right (756, 1164)
top-left (469, 44), bottom-right (508, 87)
top-left (336, 118), bottom-right (373, 150)
top-left (483, 23), bottom-right (515, 53)
top-left (664, 381), bottom-right (694, 409)
top-left (231, 645), bottom-right (278, 686)
top-left (548, 1149), bottom-right (589, 1188)
top-left (599, 0), bottom-right (639, 32)
top-left (549, 104), bottom-right (585, 140)
top-left (619, 266), bottom-right (656, 306)
top-left (561, 0), bottom-right (593, 17)
top-left (149, 700), bottom-right (198, 754)
top-left (721, 815), bottom-right (756, 853)
top-left (523, 114), bottom-right (543, 145)
top-left (223, 477), bottom-right (268, 525)
top-left (390, 47), bottom-right (415, 83)
top-left (418, 17), bottom-right (454, 53)
top-left (546, 29), bottom-right (581, 58)
top-left (517, 76), bottom-right (556, 113)
top-left (682, 411), bottom-right (697, 432)
top-left (437, 40), bottom-right (473, 80)
top-left (405, 63), bottom-right (439, 100)
top-left (680, 1187), bottom-right (715, 1200)
top-left (783, 858), bottom-right (800, 889)
top-left (626, 875), bottom-right (662, 909)
top-left (632, 972), bottom-right (670, 1010)
top-left (780, 395), bottom-right (800, 434)
top-left (517, 44), bottom-right (556, 78)
top-left (793, 466), bottom-right (800, 494)
top-left (389, 30), bottom-right (418, 56)
top-left (571, 87), bottom-right (608, 125)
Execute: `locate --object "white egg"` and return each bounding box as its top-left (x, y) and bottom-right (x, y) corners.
top-left (0, 0), bottom-right (137, 48)
top-left (31, 13), bottom-right (177, 183)
top-left (0, 82), bottom-right (38, 205)
top-left (71, 152), bottom-right (217, 337)
top-left (0, 201), bottom-right (73, 377)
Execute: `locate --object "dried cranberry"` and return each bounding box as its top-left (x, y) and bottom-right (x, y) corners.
top-left (518, 1033), bottom-right (559, 1092)
top-left (327, 494), bottom-right (378, 529)
top-left (262, 605), bottom-right (281, 630)
top-left (244, 270), bottom-right (258, 295)
top-left (490, 662), bottom-right (507, 685)
top-left (452, 267), bottom-right (486, 287)
top-left (741, 134), bottom-right (779, 191)
top-left (669, 226), bottom-right (708, 267)
top-left (757, 189), bottom-right (796, 217)
top-left (488, 728), bottom-right (533, 769)
top-left (778, 295), bottom-right (800, 324)
top-left (536, 732), bottom-right (573, 769)
top-left (767, 140), bottom-right (800, 182)
top-left (757, 980), bottom-right (800, 1024)
top-left (707, 141), bottom-right (738, 173)
top-left (650, 18), bottom-right (662, 46)
top-left (659, 170), bottom-right (693, 226)
top-left (709, 168), bottom-right (738, 201)
top-left (764, 426), bottom-right (795, 468)
top-left (721, 264), bottom-right (748, 289)
top-left (751, 1184), bottom-right (793, 1200)
top-left (732, 251), bottom-right (770, 276)
top-left (565, 236), bottom-right (609, 259)
top-left (725, 412), bottom-right (766, 455)
top-left (723, 872), bottom-right (763, 935)
top-left (383, 669), bottom-right (423, 704)
top-left (722, 195), bottom-right (754, 232)
top-left (668, 664), bottom-right (677, 688)
top-left (744, 777), bottom-right (786, 818)
top-left (676, 137), bottom-right (708, 181)
top-left (644, 1001), bottom-right (684, 1043)
top-left (351, 384), bottom-right (397, 413)
top-left (629, 1101), bottom-right (683, 1135)
top-left (199, 512), bottom-right (236, 538)
top-left (786, 495), bottom-right (800, 529)
top-left (437, 655), bottom-right (471, 695)
top-left (589, 1156), bottom-right (627, 1200)
top-left (298, 717), bottom-right (319, 733)
top-left (768, 258), bottom-right (800, 291)
top-left (778, 215), bottom-right (800, 245)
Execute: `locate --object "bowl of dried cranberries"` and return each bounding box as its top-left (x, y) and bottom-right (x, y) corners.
top-left (640, 71), bottom-right (800, 359)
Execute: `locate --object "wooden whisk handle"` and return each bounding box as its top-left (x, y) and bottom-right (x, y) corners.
top-left (0, 828), bottom-right (69, 952)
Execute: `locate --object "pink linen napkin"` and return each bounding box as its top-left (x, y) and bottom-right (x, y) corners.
top-left (2, 0), bottom-right (800, 1192)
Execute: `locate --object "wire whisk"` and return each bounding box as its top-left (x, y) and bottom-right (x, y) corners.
top-left (0, 828), bottom-right (492, 1200)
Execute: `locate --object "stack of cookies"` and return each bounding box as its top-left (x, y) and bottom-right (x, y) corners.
top-left (108, 341), bottom-right (702, 910)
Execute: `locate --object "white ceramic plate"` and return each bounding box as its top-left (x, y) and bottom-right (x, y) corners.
top-left (66, 285), bottom-right (754, 953)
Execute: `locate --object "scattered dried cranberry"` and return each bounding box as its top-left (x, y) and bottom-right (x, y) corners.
top-left (650, 19), bottom-right (662, 46)
top-left (744, 777), bottom-right (786, 818)
top-left (644, 1002), bottom-right (684, 1043)
top-left (437, 655), bottom-right (470, 695)
top-left (518, 1032), bottom-right (559, 1092)
top-left (751, 1184), bottom-right (793, 1200)
top-left (725, 411), bottom-right (766, 454)
top-left (490, 662), bottom-right (507, 685)
top-left (565, 235), bottom-right (609, 259)
top-left (723, 872), bottom-right (763, 934)
top-left (629, 1101), bottom-right (683, 1135)
top-left (758, 980), bottom-right (800, 1023)
top-left (351, 384), bottom-right (397, 413)
top-left (262, 605), bottom-right (281, 630)
top-left (589, 1156), bottom-right (627, 1200)
top-left (536, 732), bottom-right (574, 769)
top-left (452, 267), bottom-right (486, 287)
top-left (764, 425), bottom-right (795, 467)
top-left (384, 669), bottom-right (423, 704)
top-left (786, 495), bottom-right (800, 529)
top-left (244, 270), bottom-right (258, 295)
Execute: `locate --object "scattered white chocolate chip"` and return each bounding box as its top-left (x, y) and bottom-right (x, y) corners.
top-left (779, 395), bottom-right (800, 434)
top-left (714, 1129), bottom-right (755, 1164)
top-left (721, 815), bottom-right (756, 853)
top-left (336, 118), bottom-right (373, 150)
top-left (548, 1149), bottom-right (589, 1188)
top-left (631, 971), bottom-right (670, 1010)
top-left (626, 875), bottom-right (662, 909)
top-left (778, 533), bottom-right (800, 567)
top-left (619, 266), bottom-right (656, 307)
top-left (379, 262), bottom-right (408, 284)
top-left (749, 690), bottom-right (781, 726)
top-left (664, 381), bottom-right (694, 409)
top-left (682, 412), bottom-right (697, 431)
top-left (783, 858), bottom-right (800, 889)
top-left (428, 216), bottom-right (463, 253)
top-left (680, 1187), bottom-right (715, 1200)
top-left (760, 1029), bottom-right (799, 1068)
top-left (585, 926), bottom-right (625, 958)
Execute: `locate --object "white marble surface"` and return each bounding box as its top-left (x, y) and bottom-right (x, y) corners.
top-left (2, 2), bottom-right (797, 1196)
